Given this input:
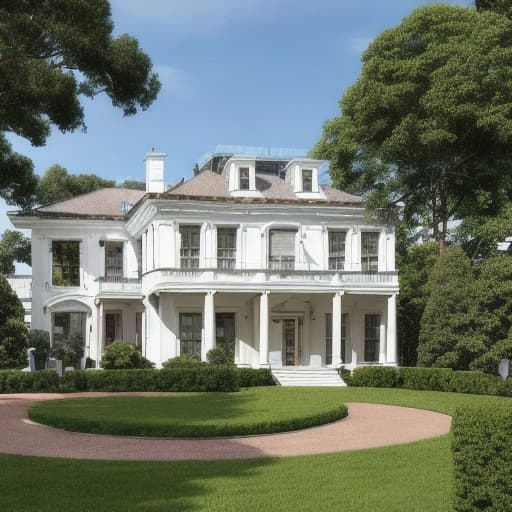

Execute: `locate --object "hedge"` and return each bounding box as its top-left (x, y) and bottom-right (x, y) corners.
top-left (452, 404), bottom-right (512, 511)
top-left (345, 366), bottom-right (512, 397)
top-left (0, 367), bottom-right (274, 393)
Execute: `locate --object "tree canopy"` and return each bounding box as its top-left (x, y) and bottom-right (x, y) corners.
top-left (0, 230), bottom-right (31, 275)
top-left (311, 4), bottom-right (512, 252)
top-left (0, 1), bottom-right (160, 209)
top-left (37, 164), bottom-right (116, 205)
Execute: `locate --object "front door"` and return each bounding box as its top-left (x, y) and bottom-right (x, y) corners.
top-left (282, 319), bottom-right (298, 366)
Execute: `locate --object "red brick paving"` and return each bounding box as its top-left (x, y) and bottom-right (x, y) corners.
top-left (0, 393), bottom-right (451, 461)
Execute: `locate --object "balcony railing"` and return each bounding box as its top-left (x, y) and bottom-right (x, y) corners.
top-left (97, 276), bottom-right (142, 293)
top-left (145, 268), bottom-right (398, 287)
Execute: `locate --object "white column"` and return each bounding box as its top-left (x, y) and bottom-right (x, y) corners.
top-left (386, 293), bottom-right (398, 365)
top-left (97, 301), bottom-right (104, 368)
top-left (259, 291), bottom-right (270, 367)
top-left (203, 291), bottom-right (216, 361)
top-left (332, 291), bottom-right (344, 367)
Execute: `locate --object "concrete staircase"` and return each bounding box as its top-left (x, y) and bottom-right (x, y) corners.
top-left (271, 367), bottom-right (347, 387)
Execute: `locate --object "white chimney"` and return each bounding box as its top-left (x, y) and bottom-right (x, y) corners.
top-left (145, 152), bottom-right (167, 193)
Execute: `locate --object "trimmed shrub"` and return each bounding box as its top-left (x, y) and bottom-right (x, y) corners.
top-left (399, 367), bottom-right (453, 391)
top-left (349, 366), bottom-right (399, 388)
top-left (29, 330), bottom-right (51, 370)
top-left (0, 369), bottom-right (59, 393)
top-left (162, 355), bottom-right (205, 369)
top-left (449, 371), bottom-right (500, 396)
top-left (207, 345), bottom-right (235, 366)
top-left (452, 404), bottom-right (512, 512)
top-left (338, 366), bottom-right (352, 385)
top-left (53, 333), bottom-right (84, 369)
top-left (101, 342), bottom-right (154, 370)
top-left (236, 368), bottom-right (275, 387)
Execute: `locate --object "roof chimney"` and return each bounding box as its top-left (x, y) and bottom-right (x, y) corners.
top-left (145, 151), bottom-right (167, 193)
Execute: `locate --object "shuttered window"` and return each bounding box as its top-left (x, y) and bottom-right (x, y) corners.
top-left (361, 232), bottom-right (379, 272)
top-left (180, 313), bottom-right (202, 359)
top-left (325, 313), bottom-right (348, 365)
top-left (180, 226), bottom-right (200, 269)
top-left (269, 229), bottom-right (296, 270)
top-left (328, 231), bottom-right (346, 270)
top-left (217, 228), bottom-right (236, 270)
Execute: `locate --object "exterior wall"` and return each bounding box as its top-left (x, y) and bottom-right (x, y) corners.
top-left (14, 186), bottom-right (398, 369)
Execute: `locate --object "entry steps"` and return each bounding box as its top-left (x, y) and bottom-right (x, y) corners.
top-left (272, 367), bottom-right (347, 387)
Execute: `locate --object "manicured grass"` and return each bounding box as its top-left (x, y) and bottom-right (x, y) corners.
top-left (28, 387), bottom-right (349, 437)
top-left (4, 387), bottom-right (510, 511)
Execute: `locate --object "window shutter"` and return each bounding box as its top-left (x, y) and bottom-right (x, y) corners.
top-left (269, 230), bottom-right (296, 257)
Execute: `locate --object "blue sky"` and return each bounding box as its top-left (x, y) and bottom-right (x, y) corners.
top-left (4, 0), bottom-right (470, 256)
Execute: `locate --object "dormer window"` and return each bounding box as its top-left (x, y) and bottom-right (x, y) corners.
top-left (239, 167), bottom-right (250, 190)
top-left (302, 169), bottom-right (313, 192)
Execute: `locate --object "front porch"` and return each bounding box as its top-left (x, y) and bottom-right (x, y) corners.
top-left (142, 290), bottom-right (398, 369)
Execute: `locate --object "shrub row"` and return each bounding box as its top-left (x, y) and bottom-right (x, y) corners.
top-left (0, 367), bottom-right (275, 393)
top-left (452, 403), bottom-right (512, 511)
top-left (345, 366), bottom-right (512, 397)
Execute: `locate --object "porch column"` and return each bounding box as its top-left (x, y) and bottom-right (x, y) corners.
top-left (331, 291), bottom-right (344, 367)
top-left (203, 290), bottom-right (216, 361)
top-left (386, 293), bottom-right (398, 365)
top-left (97, 301), bottom-right (104, 368)
top-left (259, 291), bottom-right (270, 367)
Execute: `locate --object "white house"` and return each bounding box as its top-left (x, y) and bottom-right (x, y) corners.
top-left (9, 147), bottom-right (399, 376)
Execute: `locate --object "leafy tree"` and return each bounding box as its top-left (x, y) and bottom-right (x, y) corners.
top-left (120, 179), bottom-right (146, 191)
top-left (0, 1), bottom-right (160, 209)
top-left (398, 242), bottom-right (438, 366)
top-left (0, 276), bottom-right (28, 369)
top-left (417, 248), bottom-right (486, 369)
top-left (37, 164), bottom-right (115, 205)
top-left (476, 0), bottom-right (512, 18)
top-left (311, 4), bottom-right (512, 253)
top-left (0, 230), bottom-right (31, 274)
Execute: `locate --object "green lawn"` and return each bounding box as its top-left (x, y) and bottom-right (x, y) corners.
top-left (28, 388), bottom-right (349, 437)
top-left (3, 387), bottom-right (510, 512)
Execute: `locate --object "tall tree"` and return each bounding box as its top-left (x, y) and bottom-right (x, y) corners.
top-left (120, 179), bottom-right (146, 191)
top-left (0, 1), bottom-right (160, 209)
top-left (0, 230), bottom-right (31, 275)
top-left (37, 164), bottom-right (115, 205)
top-left (311, 5), bottom-right (512, 253)
top-left (398, 242), bottom-right (438, 366)
top-left (0, 276), bottom-right (28, 369)
top-left (417, 248), bottom-right (486, 369)
top-left (476, 0), bottom-right (512, 18)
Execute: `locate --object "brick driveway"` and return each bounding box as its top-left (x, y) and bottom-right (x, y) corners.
top-left (0, 393), bottom-right (451, 461)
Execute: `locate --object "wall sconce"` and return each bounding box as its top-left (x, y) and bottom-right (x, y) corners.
top-left (99, 240), bottom-right (105, 247)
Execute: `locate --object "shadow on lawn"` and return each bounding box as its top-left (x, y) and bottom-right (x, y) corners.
top-left (0, 450), bottom-right (276, 512)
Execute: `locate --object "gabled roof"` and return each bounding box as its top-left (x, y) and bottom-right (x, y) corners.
top-left (163, 171), bottom-right (362, 204)
top-left (35, 188), bottom-right (146, 218)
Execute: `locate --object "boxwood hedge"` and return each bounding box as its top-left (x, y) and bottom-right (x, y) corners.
top-left (345, 366), bottom-right (512, 397)
top-left (452, 404), bottom-right (512, 511)
top-left (0, 367), bottom-right (275, 393)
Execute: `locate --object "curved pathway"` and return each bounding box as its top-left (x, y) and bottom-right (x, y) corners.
top-left (0, 392), bottom-right (451, 461)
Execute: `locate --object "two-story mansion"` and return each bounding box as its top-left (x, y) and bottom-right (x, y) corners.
top-left (9, 147), bottom-right (399, 371)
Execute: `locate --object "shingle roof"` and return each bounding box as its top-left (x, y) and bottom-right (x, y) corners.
top-left (166, 171), bottom-right (362, 204)
top-left (36, 188), bottom-right (146, 217)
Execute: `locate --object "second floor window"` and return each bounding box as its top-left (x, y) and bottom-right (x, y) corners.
top-left (52, 241), bottom-right (80, 286)
top-left (361, 232), bottom-right (379, 272)
top-left (217, 228), bottom-right (236, 270)
top-left (328, 231), bottom-right (346, 270)
top-left (269, 229), bottom-right (296, 270)
top-left (180, 225), bottom-right (200, 269)
top-left (239, 167), bottom-right (250, 190)
top-left (302, 169), bottom-right (313, 192)
top-left (105, 242), bottom-right (123, 279)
